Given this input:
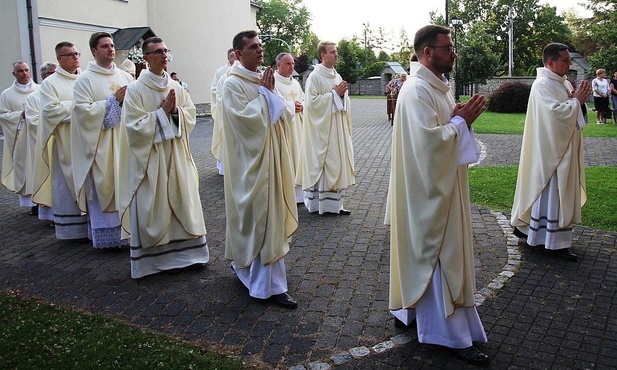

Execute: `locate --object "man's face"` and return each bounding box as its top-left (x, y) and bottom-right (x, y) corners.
top-left (93, 36), bottom-right (115, 66)
top-left (277, 54), bottom-right (295, 78)
top-left (12, 62), bottom-right (31, 84)
top-left (427, 34), bottom-right (456, 74)
top-left (227, 51), bottom-right (237, 65)
top-left (547, 50), bottom-right (572, 77)
top-left (171, 74), bottom-right (179, 81)
top-left (143, 42), bottom-right (169, 71)
top-left (321, 45), bottom-right (338, 68)
top-left (238, 36), bottom-right (263, 72)
top-left (56, 45), bottom-right (80, 72)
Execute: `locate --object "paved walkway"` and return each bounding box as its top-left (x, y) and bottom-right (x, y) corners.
top-left (1, 99), bottom-right (616, 369)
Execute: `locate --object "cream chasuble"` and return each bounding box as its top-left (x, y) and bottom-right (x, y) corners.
top-left (385, 62), bottom-right (477, 317)
top-left (24, 89), bottom-right (43, 196)
top-left (210, 64), bottom-right (228, 122)
top-left (71, 61), bottom-right (133, 213)
top-left (274, 71), bottom-right (304, 176)
top-left (511, 67), bottom-right (587, 229)
top-left (211, 63), bottom-right (234, 162)
top-left (220, 64), bottom-right (298, 269)
top-left (118, 70), bottom-right (206, 249)
top-left (299, 63), bottom-right (355, 190)
top-left (0, 81), bottom-right (39, 193)
top-left (32, 66), bottom-right (81, 206)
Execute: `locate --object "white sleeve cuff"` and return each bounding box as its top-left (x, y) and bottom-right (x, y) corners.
top-left (259, 86), bottom-right (287, 124)
top-left (452, 116), bottom-right (480, 165)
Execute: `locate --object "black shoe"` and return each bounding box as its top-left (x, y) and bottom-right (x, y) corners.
top-left (452, 346), bottom-right (489, 365)
top-left (513, 227), bottom-right (528, 239)
top-left (339, 209), bottom-right (351, 215)
top-left (30, 206), bottom-right (39, 216)
top-left (394, 317), bottom-right (414, 328)
top-left (271, 292), bottom-right (298, 309)
top-left (553, 248), bottom-right (577, 262)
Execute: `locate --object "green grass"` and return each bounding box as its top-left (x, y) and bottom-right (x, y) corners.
top-left (469, 166), bottom-right (617, 232)
top-left (0, 290), bottom-right (260, 370)
top-left (473, 111), bottom-right (617, 137)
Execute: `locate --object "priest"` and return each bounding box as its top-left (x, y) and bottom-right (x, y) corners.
top-left (118, 37), bottom-right (209, 279)
top-left (220, 30), bottom-right (298, 309)
top-left (71, 32), bottom-right (133, 249)
top-left (299, 41), bottom-right (355, 215)
top-left (0, 61), bottom-right (39, 214)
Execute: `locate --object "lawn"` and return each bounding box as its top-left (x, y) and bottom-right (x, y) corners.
top-left (468, 166), bottom-right (617, 232)
top-left (0, 290), bottom-right (261, 370)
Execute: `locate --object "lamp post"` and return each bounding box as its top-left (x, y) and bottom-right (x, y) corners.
top-left (259, 32), bottom-right (292, 54)
top-left (451, 16), bottom-right (463, 102)
top-left (507, 5), bottom-right (514, 77)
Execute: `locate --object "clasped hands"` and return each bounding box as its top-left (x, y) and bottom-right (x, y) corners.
top-left (160, 89), bottom-right (178, 115)
top-left (452, 94), bottom-right (487, 127)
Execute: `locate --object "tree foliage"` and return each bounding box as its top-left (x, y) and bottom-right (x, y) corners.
top-left (456, 22), bottom-right (500, 86)
top-left (335, 39), bottom-right (360, 84)
top-left (255, 0), bottom-right (312, 66)
top-left (570, 0), bottom-right (617, 74)
top-left (439, 0), bottom-right (571, 76)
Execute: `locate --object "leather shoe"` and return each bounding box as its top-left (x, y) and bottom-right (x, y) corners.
top-left (554, 248), bottom-right (577, 262)
top-left (513, 227), bottom-right (528, 239)
top-left (271, 292), bottom-right (298, 309)
top-left (339, 209), bottom-right (351, 215)
top-left (452, 346), bottom-right (489, 365)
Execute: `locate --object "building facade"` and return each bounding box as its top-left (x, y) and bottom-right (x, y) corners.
top-left (1, 0), bottom-right (259, 104)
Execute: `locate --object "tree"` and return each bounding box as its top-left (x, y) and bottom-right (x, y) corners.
top-left (255, 0), bottom-right (311, 66)
top-left (571, 0), bottom-right (617, 74)
top-left (363, 61), bottom-right (385, 78)
top-left (456, 23), bottom-right (500, 89)
top-left (435, 0), bottom-right (571, 76)
top-left (335, 39), bottom-right (360, 84)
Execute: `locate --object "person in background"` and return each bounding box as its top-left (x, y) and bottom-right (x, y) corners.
top-left (299, 41), bottom-right (355, 215)
top-left (24, 61), bottom-right (56, 223)
top-left (592, 68), bottom-right (609, 124)
top-left (170, 72), bottom-right (189, 91)
top-left (0, 61), bottom-right (39, 215)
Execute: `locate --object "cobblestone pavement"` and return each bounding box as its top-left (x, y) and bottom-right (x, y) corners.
top-left (1, 99), bottom-right (616, 369)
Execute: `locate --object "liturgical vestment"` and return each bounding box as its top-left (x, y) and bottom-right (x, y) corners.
top-left (221, 63), bottom-right (298, 298)
top-left (71, 61), bottom-right (133, 248)
top-left (119, 69), bottom-right (208, 279)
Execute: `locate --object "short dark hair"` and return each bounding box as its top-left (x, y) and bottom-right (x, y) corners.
top-left (413, 25), bottom-right (451, 55)
top-left (89, 32), bottom-right (113, 51)
top-left (170, 72), bottom-right (177, 77)
top-left (55, 41), bottom-right (74, 55)
top-left (232, 30), bottom-right (258, 51)
top-left (142, 37), bottom-right (164, 54)
top-left (542, 43), bottom-right (569, 65)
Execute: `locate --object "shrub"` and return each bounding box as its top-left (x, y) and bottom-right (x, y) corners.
top-left (487, 82), bottom-right (531, 113)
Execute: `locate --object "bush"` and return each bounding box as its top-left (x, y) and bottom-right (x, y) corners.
top-left (487, 82), bottom-right (531, 113)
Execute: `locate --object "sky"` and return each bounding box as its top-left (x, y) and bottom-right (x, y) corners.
top-left (301, 0), bottom-right (592, 46)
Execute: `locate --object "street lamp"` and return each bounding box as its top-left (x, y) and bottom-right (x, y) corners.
top-left (507, 5), bottom-right (514, 77)
top-left (451, 16), bottom-right (463, 102)
top-left (259, 32), bottom-right (292, 54)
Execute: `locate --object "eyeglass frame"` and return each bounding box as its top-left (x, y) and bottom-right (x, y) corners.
top-left (427, 45), bottom-right (456, 54)
top-left (58, 52), bottom-right (81, 58)
top-left (144, 49), bottom-right (171, 55)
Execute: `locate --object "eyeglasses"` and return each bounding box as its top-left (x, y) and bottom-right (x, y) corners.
top-left (428, 45), bottom-right (456, 54)
top-left (58, 52), bottom-right (81, 58)
top-left (145, 49), bottom-right (171, 55)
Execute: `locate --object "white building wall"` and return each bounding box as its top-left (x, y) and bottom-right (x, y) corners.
top-left (1, 0), bottom-right (257, 104)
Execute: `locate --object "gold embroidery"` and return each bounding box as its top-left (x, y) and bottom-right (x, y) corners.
top-left (109, 81), bottom-right (121, 92)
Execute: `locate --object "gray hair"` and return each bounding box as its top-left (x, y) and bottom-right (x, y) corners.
top-left (39, 61), bottom-right (57, 74)
top-left (12, 60), bottom-right (28, 71)
top-left (275, 53), bottom-right (292, 63)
